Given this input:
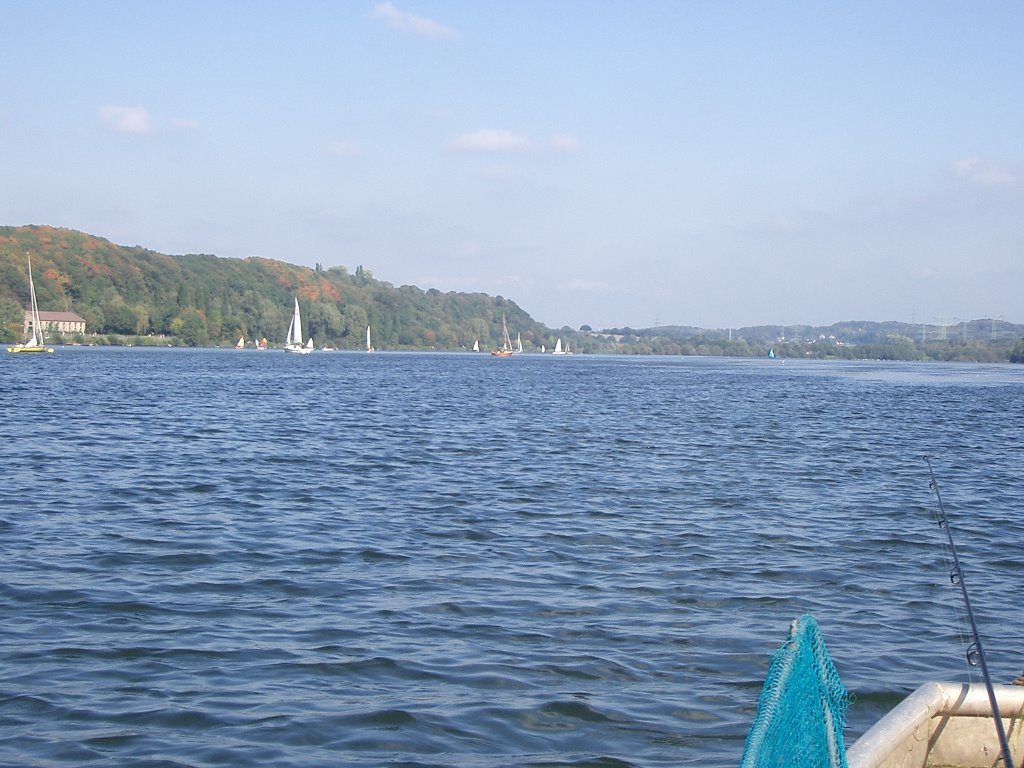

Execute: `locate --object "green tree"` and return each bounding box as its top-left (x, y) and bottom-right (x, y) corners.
top-left (0, 296), bottom-right (23, 341)
top-left (102, 302), bottom-right (142, 334)
top-left (171, 309), bottom-right (210, 347)
top-left (1010, 341), bottom-right (1024, 364)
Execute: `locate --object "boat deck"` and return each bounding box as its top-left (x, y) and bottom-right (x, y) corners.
top-left (846, 682), bottom-right (1024, 768)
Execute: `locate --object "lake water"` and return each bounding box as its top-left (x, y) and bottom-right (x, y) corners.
top-left (2, 348), bottom-right (1022, 767)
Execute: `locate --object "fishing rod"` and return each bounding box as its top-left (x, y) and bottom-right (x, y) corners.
top-left (924, 456), bottom-right (1016, 768)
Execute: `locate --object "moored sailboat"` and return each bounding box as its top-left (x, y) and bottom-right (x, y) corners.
top-left (283, 297), bottom-right (313, 354)
top-left (8, 254), bottom-right (54, 354)
top-left (491, 315), bottom-right (514, 356)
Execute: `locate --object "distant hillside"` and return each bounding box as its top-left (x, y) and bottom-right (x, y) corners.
top-left (2, 225), bottom-right (1021, 361)
top-left (0, 225), bottom-right (551, 350)
top-left (601, 318), bottom-right (1024, 362)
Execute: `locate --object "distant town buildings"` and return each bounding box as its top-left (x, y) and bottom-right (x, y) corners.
top-left (24, 310), bottom-right (86, 337)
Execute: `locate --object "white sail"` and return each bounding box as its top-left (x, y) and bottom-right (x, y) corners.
top-left (473, 339), bottom-right (479, 352)
top-left (292, 299), bottom-right (302, 344)
top-left (27, 257), bottom-right (41, 346)
top-left (366, 325), bottom-right (374, 351)
top-left (284, 297), bottom-right (313, 353)
top-left (552, 338), bottom-right (564, 355)
top-left (8, 254), bottom-right (52, 353)
top-left (515, 333), bottom-right (523, 353)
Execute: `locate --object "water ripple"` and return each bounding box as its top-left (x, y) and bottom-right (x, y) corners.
top-left (1, 350), bottom-right (1022, 766)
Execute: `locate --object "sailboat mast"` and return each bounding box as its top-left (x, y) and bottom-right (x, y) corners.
top-left (27, 254), bottom-right (42, 344)
top-left (502, 315), bottom-right (512, 351)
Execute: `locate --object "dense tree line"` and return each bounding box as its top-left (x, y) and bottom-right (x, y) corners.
top-left (588, 328), bottom-right (1024, 361)
top-left (2, 225), bottom-right (1021, 361)
top-left (0, 226), bottom-right (553, 350)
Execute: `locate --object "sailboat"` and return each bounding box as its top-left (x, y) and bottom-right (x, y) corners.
top-left (8, 254), bottom-right (54, 354)
top-left (491, 315), bottom-right (514, 356)
top-left (552, 338), bottom-right (567, 355)
top-left (256, 337), bottom-right (268, 350)
top-left (515, 333), bottom-right (523, 354)
top-left (235, 336), bottom-right (245, 350)
top-left (283, 297), bottom-right (313, 354)
top-left (472, 339), bottom-right (480, 352)
top-left (768, 347), bottom-right (776, 359)
top-left (366, 325), bottom-right (375, 352)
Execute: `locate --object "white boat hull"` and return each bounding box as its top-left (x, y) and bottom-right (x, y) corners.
top-left (847, 682), bottom-right (1024, 768)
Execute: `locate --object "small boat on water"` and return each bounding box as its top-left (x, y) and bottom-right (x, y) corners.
top-left (256, 337), bottom-right (268, 350)
top-left (235, 336), bottom-right (245, 350)
top-left (472, 339), bottom-right (480, 352)
top-left (366, 325), bottom-right (375, 352)
top-left (552, 338), bottom-right (567, 355)
top-left (491, 315), bottom-right (514, 357)
top-left (846, 681), bottom-right (1024, 768)
top-left (8, 254), bottom-right (54, 354)
top-left (742, 615), bottom-right (1024, 768)
top-left (283, 297), bottom-right (313, 354)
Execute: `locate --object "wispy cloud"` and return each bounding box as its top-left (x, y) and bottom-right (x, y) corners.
top-left (450, 130), bottom-right (581, 155)
top-left (99, 105), bottom-right (153, 134)
top-left (450, 130), bottom-right (532, 153)
top-left (953, 158), bottom-right (1017, 186)
top-left (372, 2), bottom-right (459, 39)
top-left (327, 141), bottom-right (361, 157)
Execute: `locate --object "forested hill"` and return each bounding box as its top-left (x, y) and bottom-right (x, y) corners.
top-left (3, 225), bottom-right (1022, 360)
top-left (0, 225), bottom-right (548, 350)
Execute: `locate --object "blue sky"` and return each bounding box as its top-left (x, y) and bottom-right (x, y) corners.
top-left (2, 2), bottom-right (1021, 330)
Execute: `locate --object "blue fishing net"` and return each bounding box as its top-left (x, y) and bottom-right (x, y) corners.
top-left (739, 614), bottom-right (849, 768)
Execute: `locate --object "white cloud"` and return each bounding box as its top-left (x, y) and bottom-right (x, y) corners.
top-left (99, 105), bottom-right (153, 134)
top-left (550, 134), bottom-right (581, 152)
top-left (372, 2), bottom-right (459, 39)
top-left (953, 158), bottom-right (1017, 186)
top-left (327, 141), bottom-right (361, 157)
top-left (450, 130), bottom-right (532, 153)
